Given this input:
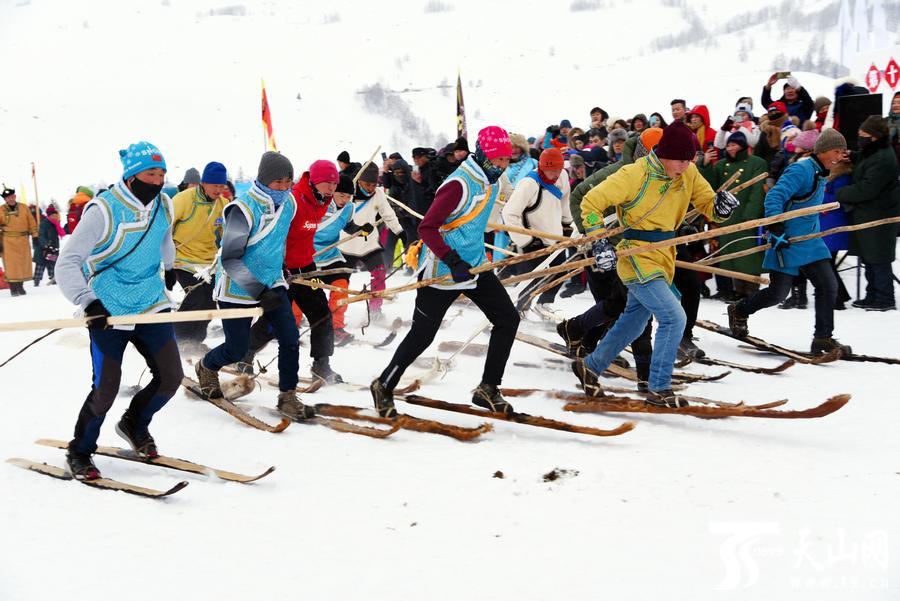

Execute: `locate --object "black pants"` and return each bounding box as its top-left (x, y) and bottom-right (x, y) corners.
top-left (379, 271), bottom-right (520, 391)
top-left (174, 269), bottom-right (215, 346)
top-left (737, 259), bottom-right (837, 337)
top-left (863, 262), bottom-right (895, 304)
top-left (249, 264), bottom-right (334, 359)
top-left (33, 262), bottom-right (55, 284)
top-left (673, 266), bottom-right (701, 339)
top-left (573, 269), bottom-right (653, 364)
top-left (787, 252), bottom-right (850, 304)
top-left (516, 245), bottom-right (565, 307)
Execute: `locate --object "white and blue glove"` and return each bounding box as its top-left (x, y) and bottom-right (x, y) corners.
top-left (591, 238), bottom-right (617, 273)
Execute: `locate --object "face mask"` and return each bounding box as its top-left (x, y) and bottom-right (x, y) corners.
top-left (257, 181), bottom-right (293, 207)
top-left (129, 178), bottom-right (163, 204)
top-left (857, 136), bottom-right (873, 150)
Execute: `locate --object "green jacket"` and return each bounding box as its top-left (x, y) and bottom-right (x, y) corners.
top-left (699, 151), bottom-right (768, 275)
top-left (836, 141), bottom-right (900, 264)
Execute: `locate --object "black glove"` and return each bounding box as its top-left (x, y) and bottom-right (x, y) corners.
top-left (766, 222), bottom-right (791, 251)
top-left (84, 299), bottom-right (111, 330)
top-left (359, 223), bottom-right (375, 236)
top-left (721, 117), bottom-right (735, 131)
top-left (442, 249), bottom-right (474, 283)
top-left (164, 269), bottom-right (177, 291)
top-left (677, 222), bottom-right (699, 237)
top-left (547, 125), bottom-right (561, 136)
top-left (257, 287), bottom-right (283, 312)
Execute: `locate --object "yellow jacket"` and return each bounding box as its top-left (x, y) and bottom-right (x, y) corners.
top-left (581, 152), bottom-right (720, 284)
top-left (171, 187), bottom-right (226, 272)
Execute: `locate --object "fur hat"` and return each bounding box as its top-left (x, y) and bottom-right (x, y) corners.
top-left (813, 128), bottom-right (848, 154)
top-left (655, 121), bottom-right (700, 161)
top-left (509, 133), bottom-right (530, 155)
top-left (568, 154), bottom-right (585, 168)
top-left (608, 128), bottom-right (628, 145)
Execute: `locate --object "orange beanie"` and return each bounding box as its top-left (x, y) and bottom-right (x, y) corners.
top-left (640, 127), bottom-right (664, 152)
top-left (539, 148), bottom-right (565, 172)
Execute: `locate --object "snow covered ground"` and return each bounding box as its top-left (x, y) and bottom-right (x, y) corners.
top-left (1, 263), bottom-right (898, 600)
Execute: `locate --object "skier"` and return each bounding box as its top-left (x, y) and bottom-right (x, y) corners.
top-left (56, 141), bottom-right (183, 479)
top-left (170, 161), bottom-right (229, 355)
top-left (0, 187), bottom-right (38, 296)
top-left (238, 159), bottom-right (343, 383)
top-left (727, 129), bottom-right (853, 355)
top-left (370, 126), bottom-right (520, 418)
top-left (195, 151), bottom-right (316, 421)
top-left (572, 121), bottom-right (740, 406)
top-left (311, 173), bottom-right (375, 344)
top-left (341, 162), bottom-right (407, 321)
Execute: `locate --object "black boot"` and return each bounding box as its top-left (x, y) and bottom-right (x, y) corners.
top-left (727, 303), bottom-right (749, 338)
top-left (645, 389), bottom-right (689, 408)
top-left (370, 378), bottom-right (397, 418)
top-left (556, 319), bottom-right (584, 358)
top-left (636, 362), bottom-right (651, 393)
top-left (472, 383), bottom-right (514, 415)
top-left (679, 336), bottom-right (706, 359)
top-left (571, 359), bottom-right (604, 397)
top-left (66, 446), bottom-right (101, 480)
top-left (115, 413), bottom-right (158, 458)
top-left (311, 358), bottom-right (343, 384)
top-left (277, 391), bottom-right (316, 421)
top-left (779, 285), bottom-right (807, 309)
top-left (194, 359), bottom-right (223, 399)
top-left (811, 337), bottom-right (852, 356)
top-left (234, 351), bottom-right (256, 375)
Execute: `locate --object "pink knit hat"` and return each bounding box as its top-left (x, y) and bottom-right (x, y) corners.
top-left (476, 126), bottom-right (513, 159)
top-left (792, 129), bottom-right (820, 152)
top-left (309, 160), bottom-right (339, 185)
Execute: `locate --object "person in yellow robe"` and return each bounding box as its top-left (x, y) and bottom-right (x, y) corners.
top-left (0, 187), bottom-right (38, 296)
top-left (573, 122), bottom-right (739, 406)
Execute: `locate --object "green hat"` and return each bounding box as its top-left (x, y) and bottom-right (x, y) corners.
top-left (76, 186), bottom-right (94, 198)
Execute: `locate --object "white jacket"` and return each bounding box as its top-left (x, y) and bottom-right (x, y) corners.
top-left (501, 171), bottom-right (572, 248)
top-left (714, 122), bottom-right (761, 149)
top-left (339, 187), bottom-right (404, 257)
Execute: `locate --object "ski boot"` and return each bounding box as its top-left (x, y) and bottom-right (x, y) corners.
top-left (645, 389), bottom-right (689, 408)
top-left (277, 391), bottom-right (316, 421)
top-left (727, 303), bottom-right (749, 338)
top-left (66, 447), bottom-right (101, 481)
top-left (115, 413), bottom-right (159, 458)
top-left (311, 358), bottom-right (344, 384)
top-left (370, 378), bottom-right (397, 418)
top-left (571, 359), bottom-right (605, 397)
top-left (810, 337), bottom-right (852, 356)
top-left (195, 359), bottom-right (223, 399)
top-left (556, 319), bottom-right (583, 358)
top-left (471, 383), bottom-right (514, 415)
top-left (679, 336), bottom-right (706, 359)
top-left (234, 351), bottom-right (256, 375)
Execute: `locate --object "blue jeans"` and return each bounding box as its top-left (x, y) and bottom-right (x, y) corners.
top-left (204, 288), bottom-right (299, 392)
top-left (584, 278), bottom-right (686, 392)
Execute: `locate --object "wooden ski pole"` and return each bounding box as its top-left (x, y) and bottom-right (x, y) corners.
top-left (674, 260), bottom-right (768, 285)
top-left (30, 162), bottom-right (40, 231)
top-left (290, 278), bottom-right (364, 295)
top-left (0, 307), bottom-right (263, 333)
top-left (485, 242), bottom-right (519, 257)
top-left (717, 168), bottom-right (744, 192)
top-left (699, 215), bottom-right (900, 267)
top-left (312, 217), bottom-right (384, 258)
top-left (727, 171), bottom-right (768, 195)
top-left (682, 170), bottom-right (764, 223)
top-left (489, 221), bottom-right (570, 242)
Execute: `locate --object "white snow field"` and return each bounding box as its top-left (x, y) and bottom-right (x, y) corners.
top-left (2, 0), bottom-right (899, 599)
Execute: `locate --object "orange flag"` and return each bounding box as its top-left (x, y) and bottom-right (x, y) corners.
top-left (261, 79), bottom-right (277, 151)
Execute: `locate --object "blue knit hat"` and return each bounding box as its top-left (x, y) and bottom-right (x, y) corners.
top-left (560, 119), bottom-right (572, 129)
top-left (201, 161), bottom-right (227, 184)
top-left (119, 141), bottom-right (166, 180)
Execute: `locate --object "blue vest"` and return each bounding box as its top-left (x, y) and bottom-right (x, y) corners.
top-left (82, 181), bottom-right (173, 316)
top-left (420, 156), bottom-right (498, 288)
top-left (313, 201), bottom-right (354, 265)
top-left (215, 183), bottom-right (296, 303)
top-left (762, 158), bottom-right (831, 275)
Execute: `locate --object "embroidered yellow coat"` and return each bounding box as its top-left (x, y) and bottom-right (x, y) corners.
top-left (580, 152), bottom-right (721, 284)
top-left (171, 187), bottom-right (226, 273)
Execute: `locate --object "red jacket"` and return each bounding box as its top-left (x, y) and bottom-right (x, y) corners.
top-left (284, 172), bottom-right (331, 269)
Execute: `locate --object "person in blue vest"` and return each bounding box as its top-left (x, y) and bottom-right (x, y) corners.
top-left (194, 151), bottom-right (315, 422)
top-left (728, 129), bottom-right (852, 355)
top-left (56, 141), bottom-right (183, 480)
top-left (370, 126), bottom-right (520, 418)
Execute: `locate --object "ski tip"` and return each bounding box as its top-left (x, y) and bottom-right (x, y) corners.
top-left (270, 418), bottom-right (291, 433)
top-left (162, 481), bottom-right (190, 496)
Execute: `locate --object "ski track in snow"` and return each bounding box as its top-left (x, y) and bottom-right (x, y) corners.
top-left (1, 265), bottom-right (898, 600)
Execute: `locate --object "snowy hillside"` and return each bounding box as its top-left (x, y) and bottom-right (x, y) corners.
top-left (2, 0), bottom-right (893, 201)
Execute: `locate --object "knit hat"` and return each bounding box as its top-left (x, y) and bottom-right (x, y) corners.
top-left (733, 103), bottom-right (754, 119)
top-left (792, 129), bottom-right (819, 152)
top-left (767, 101), bottom-right (788, 117)
top-left (119, 141), bottom-right (166, 180)
top-left (639, 127), bottom-right (664, 151)
top-left (309, 160), bottom-right (340, 185)
top-left (257, 151), bottom-right (294, 186)
top-left (76, 185), bottom-right (94, 198)
top-left (568, 154), bottom-right (585, 168)
top-left (813, 96), bottom-right (832, 113)
top-left (336, 173), bottom-right (355, 195)
top-left (608, 128), bottom-right (628, 145)
top-left (509, 132), bottom-right (530, 154)
top-left (1, 187), bottom-right (15, 198)
top-left (560, 119), bottom-right (572, 129)
top-left (476, 126), bottom-right (512, 159)
top-left (453, 137), bottom-right (470, 153)
top-left (183, 167), bottom-right (201, 185)
top-left (655, 121), bottom-right (700, 161)
top-left (359, 162), bottom-right (379, 184)
top-left (336, 150), bottom-right (351, 163)
top-left (391, 158), bottom-right (411, 174)
top-left (539, 148), bottom-right (565, 172)
top-left (860, 115), bottom-right (889, 139)
top-left (726, 130), bottom-right (749, 150)
top-left (45, 204), bottom-right (58, 216)
top-left (201, 161), bottom-right (227, 185)
top-left (813, 128), bottom-right (848, 154)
